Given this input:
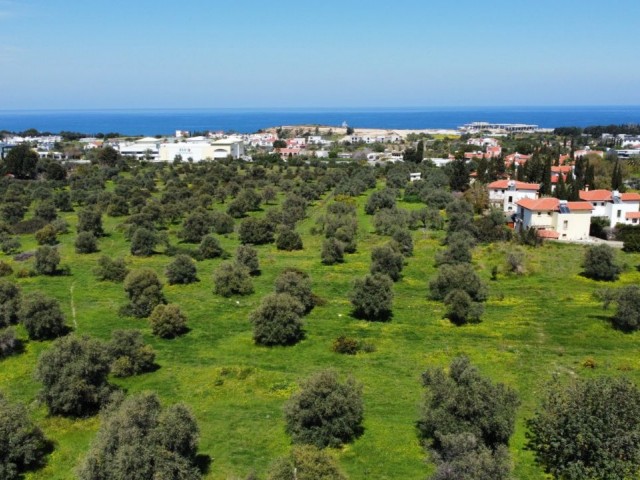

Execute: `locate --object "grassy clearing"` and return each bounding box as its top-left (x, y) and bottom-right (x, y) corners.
top-left (2, 183), bottom-right (640, 479)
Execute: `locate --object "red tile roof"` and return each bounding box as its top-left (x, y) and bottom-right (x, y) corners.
top-left (579, 190), bottom-right (612, 202)
top-left (566, 201), bottom-right (594, 211)
top-left (488, 180), bottom-right (540, 190)
top-left (626, 212), bottom-right (640, 219)
top-left (537, 229), bottom-right (560, 239)
top-left (621, 193), bottom-right (640, 202)
top-left (517, 198), bottom-right (559, 211)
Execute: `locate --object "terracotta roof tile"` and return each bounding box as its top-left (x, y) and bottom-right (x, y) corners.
top-left (579, 190), bottom-right (612, 202)
top-left (488, 180), bottom-right (540, 190)
top-left (517, 198), bottom-right (559, 211)
top-left (537, 229), bottom-right (560, 239)
top-left (626, 212), bottom-right (640, 219)
top-left (621, 193), bottom-right (640, 202)
top-left (566, 201), bottom-right (594, 211)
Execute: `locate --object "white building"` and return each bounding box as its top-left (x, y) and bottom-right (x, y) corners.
top-left (515, 198), bottom-right (593, 241)
top-left (579, 189), bottom-right (640, 228)
top-left (158, 137), bottom-right (244, 162)
top-left (118, 137), bottom-right (161, 160)
top-left (488, 180), bottom-right (540, 212)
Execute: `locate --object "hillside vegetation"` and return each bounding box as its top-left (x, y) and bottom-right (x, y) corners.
top-left (0, 158), bottom-right (639, 479)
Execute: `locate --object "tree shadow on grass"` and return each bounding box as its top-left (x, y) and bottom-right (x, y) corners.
top-left (194, 454), bottom-right (212, 475)
top-left (587, 313), bottom-right (636, 333)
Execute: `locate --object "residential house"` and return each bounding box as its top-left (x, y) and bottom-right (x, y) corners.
top-left (515, 198), bottom-right (593, 241)
top-left (579, 189), bottom-right (640, 227)
top-left (488, 180), bottom-right (540, 212)
top-left (504, 152), bottom-right (531, 168)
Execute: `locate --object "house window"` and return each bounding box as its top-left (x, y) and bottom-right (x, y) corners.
top-left (508, 196), bottom-right (513, 203)
top-left (617, 210), bottom-right (622, 218)
top-left (537, 212), bottom-right (541, 216)
top-left (563, 220), bottom-right (568, 230)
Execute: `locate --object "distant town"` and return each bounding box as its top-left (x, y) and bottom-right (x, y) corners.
top-left (1, 121), bottom-right (640, 244)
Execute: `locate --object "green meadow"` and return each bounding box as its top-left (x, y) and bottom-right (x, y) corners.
top-left (2, 180), bottom-right (640, 480)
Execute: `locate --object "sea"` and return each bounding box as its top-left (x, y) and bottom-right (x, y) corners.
top-left (0, 106), bottom-right (639, 136)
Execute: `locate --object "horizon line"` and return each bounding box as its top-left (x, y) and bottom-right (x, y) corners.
top-left (1, 105), bottom-right (640, 114)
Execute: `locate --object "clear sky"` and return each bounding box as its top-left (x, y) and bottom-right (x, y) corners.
top-left (1, 0), bottom-right (639, 109)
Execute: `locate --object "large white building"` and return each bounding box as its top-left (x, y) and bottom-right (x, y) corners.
top-left (515, 198), bottom-right (593, 241)
top-left (158, 137), bottom-right (244, 162)
top-left (117, 137), bottom-right (161, 160)
top-left (488, 180), bottom-right (540, 212)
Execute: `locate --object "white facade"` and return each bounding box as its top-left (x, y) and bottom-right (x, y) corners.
top-left (579, 190), bottom-right (640, 228)
top-left (488, 180), bottom-right (540, 212)
top-left (515, 198), bottom-right (593, 241)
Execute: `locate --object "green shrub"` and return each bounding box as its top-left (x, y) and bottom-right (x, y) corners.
top-left (166, 254), bottom-right (198, 285)
top-left (75, 232), bottom-right (98, 254)
top-left (582, 244), bottom-right (621, 281)
top-left (321, 237), bottom-right (344, 265)
top-left (213, 261), bottom-right (253, 297)
top-left (198, 235), bottom-right (224, 259)
top-left (350, 273), bottom-right (394, 321)
top-left (0, 392), bottom-right (50, 480)
top-left (107, 330), bottom-right (156, 376)
top-left (34, 245), bottom-right (60, 275)
top-left (284, 370), bottom-right (363, 448)
top-left (94, 256), bottom-right (128, 282)
top-left (250, 293), bottom-right (304, 346)
top-left (332, 336), bottom-right (360, 355)
top-left (123, 268), bottom-right (166, 318)
top-left (20, 292), bottom-right (67, 340)
top-left (149, 304), bottom-right (188, 339)
top-left (35, 334), bottom-right (112, 417)
top-left (236, 245), bottom-right (260, 275)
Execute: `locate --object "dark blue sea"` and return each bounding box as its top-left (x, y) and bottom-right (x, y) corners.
top-left (0, 106), bottom-right (639, 136)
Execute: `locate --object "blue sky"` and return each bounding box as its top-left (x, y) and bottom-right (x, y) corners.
top-left (1, 0), bottom-right (639, 109)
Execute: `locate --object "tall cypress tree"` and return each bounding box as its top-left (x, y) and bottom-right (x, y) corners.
top-left (539, 158), bottom-right (552, 195)
top-left (555, 172), bottom-right (568, 200)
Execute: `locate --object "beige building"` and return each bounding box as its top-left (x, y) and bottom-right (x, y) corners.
top-left (515, 198), bottom-right (593, 241)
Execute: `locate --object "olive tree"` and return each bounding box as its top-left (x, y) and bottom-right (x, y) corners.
top-left (321, 237), bottom-right (344, 265)
top-left (35, 334), bottom-right (113, 416)
top-left (123, 268), bottom-right (166, 318)
top-left (166, 254), bottom-right (198, 285)
top-left (236, 245), bottom-right (260, 275)
top-left (34, 245), bottom-right (61, 275)
top-left (527, 376), bottom-right (640, 480)
top-left (0, 392), bottom-right (50, 480)
top-left (250, 293), bottom-right (305, 346)
top-left (613, 285), bottom-right (640, 331)
top-left (213, 261), bottom-right (253, 297)
top-left (370, 243), bottom-right (404, 281)
top-left (350, 273), bottom-right (394, 321)
top-left (418, 356), bottom-right (520, 451)
top-left (19, 292), bottom-right (67, 340)
top-left (107, 330), bottom-right (156, 377)
top-left (582, 243), bottom-right (622, 281)
top-left (284, 370), bottom-right (364, 448)
top-left (274, 269), bottom-right (315, 313)
top-left (77, 392), bottom-right (202, 480)
top-left (0, 280), bottom-right (21, 327)
top-left (267, 445), bottom-right (346, 480)
top-left (149, 304), bottom-right (188, 339)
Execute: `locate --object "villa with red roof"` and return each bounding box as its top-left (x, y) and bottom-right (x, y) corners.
top-left (515, 197), bottom-right (593, 241)
top-left (488, 179), bottom-right (540, 212)
top-left (579, 189), bottom-right (640, 228)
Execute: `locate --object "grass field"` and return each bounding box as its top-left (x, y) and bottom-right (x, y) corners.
top-left (2, 180), bottom-right (640, 479)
